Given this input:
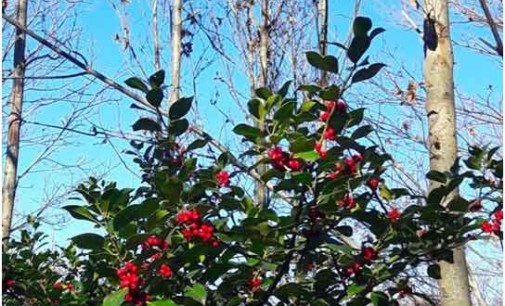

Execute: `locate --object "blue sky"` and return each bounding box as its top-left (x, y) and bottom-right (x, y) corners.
top-left (5, 0), bottom-right (502, 250)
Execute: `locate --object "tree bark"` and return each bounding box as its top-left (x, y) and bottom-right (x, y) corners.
top-left (2, 0), bottom-right (28, 242)
top-left (152, 0), bottom-right (161, 71)
top-left (255, 0), bottom-right (269, 207)
top-left (316, 0), bottom-right (328, 87)
top-left (423, 1), bottom-right (472, 306)
top-left (169, 0), bottom-right (182, 105)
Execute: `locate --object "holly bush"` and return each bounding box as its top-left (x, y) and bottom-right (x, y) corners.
top-left (3, 16), bottom-right (502, 306)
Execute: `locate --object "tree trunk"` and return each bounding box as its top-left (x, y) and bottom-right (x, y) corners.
top-left (2, 0), bottom-right (28, 242)
top-left (423, 1), bottom-right (472, 306)
top-left (255, 0), bottom-right (269, 208)
top-left (169, 0), bottom-right (182, 105)
top-left (317, 0), bottom-right (328, 87)
top-left (152, 0), bottom-right (161, 71)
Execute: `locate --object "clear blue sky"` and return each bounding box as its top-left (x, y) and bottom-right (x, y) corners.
top-left (7, 0), bottom-right (502, 248)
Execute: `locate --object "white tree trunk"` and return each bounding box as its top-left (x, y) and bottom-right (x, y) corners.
top-left (423, 1), bottom-right (472, 306)
top-left (169, 0), bottom-right (182, 105)
top-left (2, 0), bottom-right (28, 241)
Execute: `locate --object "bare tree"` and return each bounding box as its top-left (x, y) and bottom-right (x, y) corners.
top-left (2, 0), bottom-right (28, 241)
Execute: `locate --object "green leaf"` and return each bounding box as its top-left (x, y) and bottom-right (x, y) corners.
top-left (169, 97), bottom-right (193, 120)
top-left (353, 17), bottom-right (372, 36)
top-left (306, 52), bottom-right (339, 73)
top-left (62, 205), bottom-right (98, 223)
top-left (147, 302), bottom-right (177, 306)
top-left (71, 233), bottom-right (105, 250)
top-left (370, 28), bottom-right (386, 40)
top-left (169, 118), bottom-right (189, 136)
top-left (103, 288), bottom-right (128, 306)
top-left (255, 87), bottom-right (272, 100)
top-left (149, 70), bottom-right (165, 88)
top-left (113, 205), bottom-right (140, 231)
top-left (370, 292), bottom-right (389, 306)
top-left (233, 124), bottom-right (261, 138)
top-left (294, 150), bottom-right (319, 162)
top-left (351, 63), bottom-right (386, 83)
top-left (290, 137), bottom-right (315, 153)
top-left (335, 226), bottom-right (353, 237)
top-left (299, 101), bottom-right (317, 113)
top-left (347, 36), bottom-right (370, 64)
top-left (318, 85), bottom-right (341, 101)
top-left (146, 88), bottom-right (164, 107)
top-left (347, 108), bottom-right (365, 127)
top-left (125, 77), bottom-right (148, 93)
top-left (186, 139), bottom-right (208, 151)
top-left (248, 99), bottom-right (266, 120)
top-left (346, 284), bottom-right (365, 296)
top-left (274, 101), bottom-right (297, 122)
top-left (426, 170), bottom-right (448, 184)
top-left (184, 283), bottom-right (207, 304)
top-left (448, 196), bottom-right (470, 212)
top-left (351, 125), bottom-right (373, 139)
top-left (132, 118), bottom-right (161, 132)
top-left (427, 264), bottom-right (441, 279)
top-left (278, 80), bottom-right (292, 98)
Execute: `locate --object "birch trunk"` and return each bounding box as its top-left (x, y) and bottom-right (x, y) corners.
top-left (169, 0), bottom-right (182, 105)
top-left (2, 0), bottom-right (28, 241)
top-left (317, 0), bottom-right (328, 86)
top-left (423, 1), bottom-right (471, 305)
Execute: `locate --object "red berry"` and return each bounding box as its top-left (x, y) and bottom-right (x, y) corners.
top-left (336, 100), bottom-right (347, 112)
top-left (367, 178), bottom-right (380, 190)
top-left (287, 159), bottom-right (302, 171)
top-left (5, 279), bottom-right (14, 288)
top-left (388, 209), bottom-right (401, 223)
top-left (494, 210), bottom-right (503, 221)
top-left (216, 171), bottom-right (230, 187)
top-left (352, 154), bottom-right (363, 162)
top-left (54, 281), bottom-right (64, 290)
top-left (361, 247), bottom-right (378, 262)
top-left (323, 127), bottom-right (336, 140)
top-left (481, 220), bottom-right (494, 233)
top-left (320, 111), bottom-right (330, 121)
top-left (159, 263), bottom-right (173, 279)
top-left (329, 172), bottom-right (338, 179)
top-left (326, 101), bottom-right (336, 111)
top-left (249, 276), bottom-right (262, 291)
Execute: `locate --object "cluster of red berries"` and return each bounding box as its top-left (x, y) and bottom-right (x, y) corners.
top-left (53, 280), bottom-right (73, 292)
top-left (344, 262), bottom-right (362, 277)
top-left (267, 146), bottom-right (303, 172)
top-left (215, 171), bottom-right (230, 187)
top-left (315, 100), bottom-right (348, 158)
top-left (176, 210), bottom-right (219, 247)
top-left (481, 210), bottom-right (503, 234)
top-left (116, 262), bottom-right (149, 306)
top-left (344, 246), bottom-right (378, 278)
top-left (142, 235), bottom-right (169, 251)
top-left (249, 276), bottom-right (262, 292)
top-left (319, 100), bottom-right (347, 122)
top-left (328, 154), bottom-right (363, 179)
top-left (314, 142), bottom-right (327, 159)
top-left (338, 194), bottom-right (356, 209)
top-left (388, 208), bottom-right (401, 223)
